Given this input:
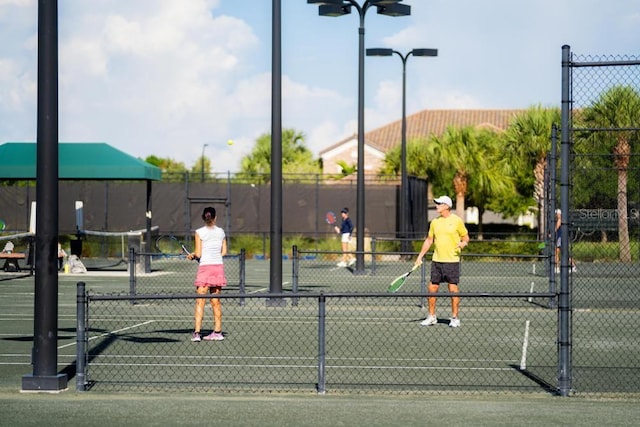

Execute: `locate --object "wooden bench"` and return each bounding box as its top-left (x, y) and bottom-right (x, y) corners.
top-left (1, 252), bottom-right (26, 272)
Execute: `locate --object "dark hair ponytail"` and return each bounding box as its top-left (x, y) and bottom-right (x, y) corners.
top-left (202, 207), bottom-right (216, 224)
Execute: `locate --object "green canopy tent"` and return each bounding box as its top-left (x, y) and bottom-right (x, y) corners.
top-left (0, 142), bottom-right (161, 269)
top-left (0, 142), bottom-right (161, 180)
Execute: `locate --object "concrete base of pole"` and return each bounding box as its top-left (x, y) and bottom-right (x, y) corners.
top-left (21, 373), bottom-right (68, 393)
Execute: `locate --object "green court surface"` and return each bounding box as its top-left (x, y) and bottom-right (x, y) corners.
top-left (1, 261), bottom-right (639, 426)
top-left (1, 391), bottom-right (639, 427)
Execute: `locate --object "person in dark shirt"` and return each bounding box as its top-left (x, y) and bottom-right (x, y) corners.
top-left (334, 207), bottom-right (354, 267)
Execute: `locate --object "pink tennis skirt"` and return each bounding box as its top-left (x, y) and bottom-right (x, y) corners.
top-left (194, 264), bottom-right (227, 288)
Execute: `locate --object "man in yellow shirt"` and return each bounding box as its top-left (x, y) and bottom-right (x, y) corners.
top-left (415, 196), bottom-right (469, 328)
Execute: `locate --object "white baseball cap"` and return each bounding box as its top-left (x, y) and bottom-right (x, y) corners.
top-left (434, 196), bottom-right (453, 208)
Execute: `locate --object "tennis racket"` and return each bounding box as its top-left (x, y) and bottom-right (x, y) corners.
top-left (387, 263), bottom-right (422, 293)
top-left (155, 235), bottom-right (199, 261)
top-left (325, 211), bottom-right (337, 226)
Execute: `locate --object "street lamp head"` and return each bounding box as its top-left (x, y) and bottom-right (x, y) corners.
top-left (307, 0), bottom-right (342, 4)
top-left (366, 48), bottom-right (393, 57)
top-left (369, 0), bottom-right (403, 4)
top-left (319, 4), bottom-right (351, 16)
top-left (376, 3), bottom-right (410, 17)
top-left (412, 48), bottom-right (438, 57)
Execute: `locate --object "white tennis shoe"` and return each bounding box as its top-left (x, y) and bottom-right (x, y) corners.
top-left (449, 317), bottom-right (461, 328)
top-left (420, 315), bottom-right (437, 326)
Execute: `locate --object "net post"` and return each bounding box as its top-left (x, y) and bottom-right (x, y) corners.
top-left (76, 281), bottom-right (87, 391)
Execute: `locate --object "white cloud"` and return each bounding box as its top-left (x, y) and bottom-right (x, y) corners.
top-left (0, 0), bottom-right (34, 8)
top-left (51, 0), bottom-right (263, 170)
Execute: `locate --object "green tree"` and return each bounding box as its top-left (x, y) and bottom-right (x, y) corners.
top-left (379, 128), bottom-right (524, 236)
top-left (335, 160), bottom-right (357, 178)
top-left (378, 145), bottom-right (400, 177)
top-left (425, 126), bottom-right (517, 237)
top-left (426, 126), bottom-right (479, 219)
top-left (463, 128), bottom-right (518, 239)
top-left (504, 105), bottom-right (561, 238)
top-left (581, 85), bottom-right (640, 262)
top-left (378, 138), bottom-right (431, 177)
top-left (239, 128), bottom-right (321, 183)
top-left (145, 155), bottom-right (188, 183)
top-left (190, 156), bottom-right (211, 182)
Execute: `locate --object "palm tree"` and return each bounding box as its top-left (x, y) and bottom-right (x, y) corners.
top-left (239, 128), bottom-right (321, 183)
top-left (426, 126), bottom-right (516, 237)
top-left (582, 85), bottom-right (640, 262)
top-left (378, 139), bottom-right (431, 180)
top-left (336, 160), bottom-right (357, 178)
top-left (464, 128), bottom-right (517, 239)
top-left (427, 126), bottom-right (478, 219)
top-left (504, 105), bottom-right (560, 239)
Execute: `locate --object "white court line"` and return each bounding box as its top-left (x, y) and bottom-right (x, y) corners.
top-left (249, 288), bottom-right (268, 294)
top-left (57, 320), bottom-right (156, 350)
top-left (520, 319), bottom-right (531, 370)
top-left (528, 282), bottom-right (535, 303)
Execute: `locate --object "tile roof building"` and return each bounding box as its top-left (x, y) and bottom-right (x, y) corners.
top-left (320, 109), bottom-right (525, 175)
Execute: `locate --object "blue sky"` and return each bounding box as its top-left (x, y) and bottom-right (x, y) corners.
top-left (0, 0), bottom-right (638, 172)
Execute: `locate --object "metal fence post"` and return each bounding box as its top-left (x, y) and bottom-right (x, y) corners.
top-left (292, 245), bottom-right (299, 306)
top-left (420, 261), bottom-right (427, 309)
top-left (371, 237), bottom-right (377, 274)
top-left (76, 281), bottom-right (87, 391)
top-left (239, 249), bottom-right (246, 306)
top-left (317, 293), bottom-right (326, 394)
top-left (557, 44), bottom-right (572, 397)
top-left (128, 247), bottom-right (136, 303)
top-left (548, 124), bottom-right (558, 309)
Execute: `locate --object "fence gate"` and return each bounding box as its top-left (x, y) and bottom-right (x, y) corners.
top-left (562, 45), bottom-right (640, 396)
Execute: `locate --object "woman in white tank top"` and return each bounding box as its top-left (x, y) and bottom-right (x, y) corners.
top-left (187, 207), bottom-right (227, 342)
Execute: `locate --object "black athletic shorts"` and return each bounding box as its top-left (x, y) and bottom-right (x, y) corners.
top-left (430, 261), bottom-right (461, 285)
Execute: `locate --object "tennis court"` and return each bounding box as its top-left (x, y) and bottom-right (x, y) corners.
top-left (1, 257), bottom-right (639, 426)
top-left (4, 256), bottom-right (638, 395)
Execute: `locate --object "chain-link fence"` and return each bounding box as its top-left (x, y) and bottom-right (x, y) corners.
top-left (74, 230), bottom-right (640, 396)
top-left (77, 246), bottom-right (563, 395)
top-left (560, 47), bottom-right (640, 396)
top-left (68, 47), bottom-right (640, 398)
top-left (77, 287), bottom-right (557, 395)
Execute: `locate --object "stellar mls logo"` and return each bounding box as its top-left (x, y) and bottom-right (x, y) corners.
top-left (572, 208), bottom-right (640, 224)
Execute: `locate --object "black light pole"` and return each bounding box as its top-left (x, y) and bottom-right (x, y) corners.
top-left (366, 47), bottom-right (437, 254)
top-left (201, 143), bottom-right (208, 183)
top-left (22, 0), bottom-right (67, 392)
top-left (270, 0), bottom-right (284, 299)
top-left (308, 0), bottom-right (410, 273)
